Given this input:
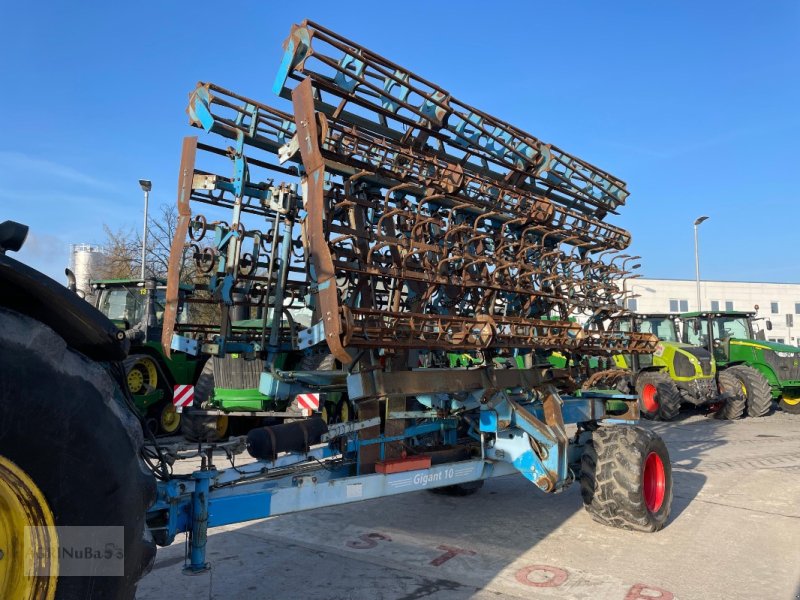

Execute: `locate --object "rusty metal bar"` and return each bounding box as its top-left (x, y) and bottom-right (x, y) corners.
top-left (273, 20), bottom-right (628, 217)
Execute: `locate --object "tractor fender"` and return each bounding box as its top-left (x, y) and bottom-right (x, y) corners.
top-left (0, 252), bottom-right (128, 361)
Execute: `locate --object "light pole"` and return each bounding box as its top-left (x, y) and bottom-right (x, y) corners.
top-left (693, 215), bottom-right (709, 311)
top-left (139, 179), bottom-right (152, 280)
top-left (620, 256), bottom-right (641, 310)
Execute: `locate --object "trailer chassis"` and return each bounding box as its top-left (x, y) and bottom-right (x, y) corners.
top-left (146, 384), bottom-right (637, 573)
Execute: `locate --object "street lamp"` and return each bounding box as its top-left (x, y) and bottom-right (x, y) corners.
top-left (139, 179), bottom-right (152, 280)
top-left (693, 215), bottom-right (709, 311)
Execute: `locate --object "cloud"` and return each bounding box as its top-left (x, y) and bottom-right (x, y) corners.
top-left (0, 151), bottom-right (118, 192)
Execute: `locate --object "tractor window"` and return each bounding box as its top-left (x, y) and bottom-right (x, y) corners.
top-left (639, 318), bottom-right (678, 342)
top-left (711, 317), bottom-right (750, 340)
top-left (98, 289), bottom-right (144, 324)
top-left (153, 289), bottom-right (167, 324)
top-left (683, 318), bottom-right (707, 347)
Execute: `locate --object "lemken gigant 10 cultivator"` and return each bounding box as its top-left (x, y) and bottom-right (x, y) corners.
top-left (0, 20), bottom-right (673, 598)
top-left (152, 20), bottom-right (670, 569)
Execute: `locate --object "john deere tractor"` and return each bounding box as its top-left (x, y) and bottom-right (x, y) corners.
top-left (680, 311), bottom-right (800, 415)
top-left (89, 278), bottom-right (205, 433)
top-left (612, 313), bottom-right (742, 420)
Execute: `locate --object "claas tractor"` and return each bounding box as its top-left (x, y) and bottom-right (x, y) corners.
top-left (586, 313), bottom-right (744, 421)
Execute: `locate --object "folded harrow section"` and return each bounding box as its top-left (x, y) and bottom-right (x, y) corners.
top-left (163, 29), bottom-right (654, 365)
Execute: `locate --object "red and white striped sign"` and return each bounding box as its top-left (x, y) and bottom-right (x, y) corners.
top-left (173, 385), bottom-right (195, 412)
top-left (296, 393), bottom-right (320, 413)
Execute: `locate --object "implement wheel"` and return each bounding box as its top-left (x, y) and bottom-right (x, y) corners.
top-left (580, 426), bottom-right (673, 532)
top-left (634, 371), bottom-right (681, 421)
top-left (725, 365), bottom-right (772, 418)
top-left (0, 307), bottom-right (155, 599)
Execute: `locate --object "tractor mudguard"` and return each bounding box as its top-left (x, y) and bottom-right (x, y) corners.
top-left (0, 252), bottom-right (128, 361)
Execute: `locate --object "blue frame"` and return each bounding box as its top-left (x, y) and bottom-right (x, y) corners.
top-left (146, 390), bottom-right (636, 573)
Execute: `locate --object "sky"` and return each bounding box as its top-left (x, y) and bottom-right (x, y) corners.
top-left (1, 1), bottom-right (798, 284)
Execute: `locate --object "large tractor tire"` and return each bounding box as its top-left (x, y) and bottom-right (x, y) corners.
top-left (0, 307), bottom-right (156, 599)
top-left (580, 426), bottom-right (672, 532)
top-left (180, 359), bottom-right (229, 442)
top-left (725, 365), bottom-right (772, 418)
top-left (714, 371), bottom-right (746, 420)
top-left (634, 371), bottom-right (681, 421)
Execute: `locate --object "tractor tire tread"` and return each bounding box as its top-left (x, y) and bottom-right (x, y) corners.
top-left (580, 425), bottom-right (672, 533)
top-left (727, 365), bottom-right (772, 418)
top-left (635, 371), bottom-right (682, 421)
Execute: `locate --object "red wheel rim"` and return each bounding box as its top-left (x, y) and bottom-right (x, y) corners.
top-left (643, 451), bottom-right (666, 512)
top-left (642, 384), bottom-right (659, 413)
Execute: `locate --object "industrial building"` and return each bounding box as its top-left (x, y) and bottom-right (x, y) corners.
top-left (625, 278), bottom-right (800, 345)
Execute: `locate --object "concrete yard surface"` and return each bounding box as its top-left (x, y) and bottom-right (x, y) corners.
top-left (137, 411), bottom-right (800, 600)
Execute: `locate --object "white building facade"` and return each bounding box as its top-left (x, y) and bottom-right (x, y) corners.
top-left (624, 278), bottom-right (800, 345)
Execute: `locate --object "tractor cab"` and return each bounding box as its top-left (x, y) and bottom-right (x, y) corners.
top-left (679, 311), bottom-right (757, 364)
top-left (616, 313), bottom-right (711, 374)
top-left (92, 278), bottom-right (191, 343)
top-left (680, 311), bottom-right (800, 411)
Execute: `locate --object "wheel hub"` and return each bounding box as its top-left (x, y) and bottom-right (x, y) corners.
top-left (642, 383), bottom-right (660, 413)
top-left (126, 358), bottom-right (158, 395)
top-left (160, 404), bottom-right (181, 434)
top-left (0, 456), bottom-right (58, 600)
top-left (643, 451), bottom-right (666, 513)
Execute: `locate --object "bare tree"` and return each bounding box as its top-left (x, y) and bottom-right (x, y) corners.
top-left (98, 203), bottom-right (193, 282)
top-left (97, 225), bottom-right (139, 279)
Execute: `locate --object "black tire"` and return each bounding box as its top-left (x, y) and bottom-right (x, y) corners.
top-left (580, 426), bottom-right (672, 532)
top-left (634, 371), bottom-right (681, 421)
top-left (0, 307), bottom-right (156, 599)
top-left (714, 371), bottom-right (746, 420)
top-left (298, 352), bottom-right (340, 424)
top-left (194, 358), bottom-right (215, 405)
top-left (778, 397), bottom-right (800, 414)
top-left (300, 352), bottom-right (337, 371)
top-left (725, 365), bottom-right (772, 418)
top-left (180, 361), bottom-right (229, 442)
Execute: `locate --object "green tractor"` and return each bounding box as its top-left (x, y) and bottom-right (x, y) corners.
top-left (88, 278), bottom-right (205, 434)
top-left (610, 313), bottom-right (737, 420)
top-left (680, 311), bottom-right (800, 415)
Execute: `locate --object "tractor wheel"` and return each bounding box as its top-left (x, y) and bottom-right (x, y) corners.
top-left (714, 371), bottom-right (746, 420)
top-left (778, 394), bottom-right (800, 414)
top-left (180, 360), bottom-right (229, 442)
top-left (580, 426), bottom-right (672, 532)
top-left (0, 307), bottom-right (155, 599)
top-left (125, 354), bottom-right (181, 436)
top-left (725, 365), bottom-right (772, 418)
top-left (156, 402), bottom-right (182, 435)
top-left (634, 371), bottom-right (681, 421)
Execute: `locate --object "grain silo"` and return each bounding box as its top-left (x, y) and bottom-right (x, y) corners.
top-left (69, 243), bottom-right (107, 300)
